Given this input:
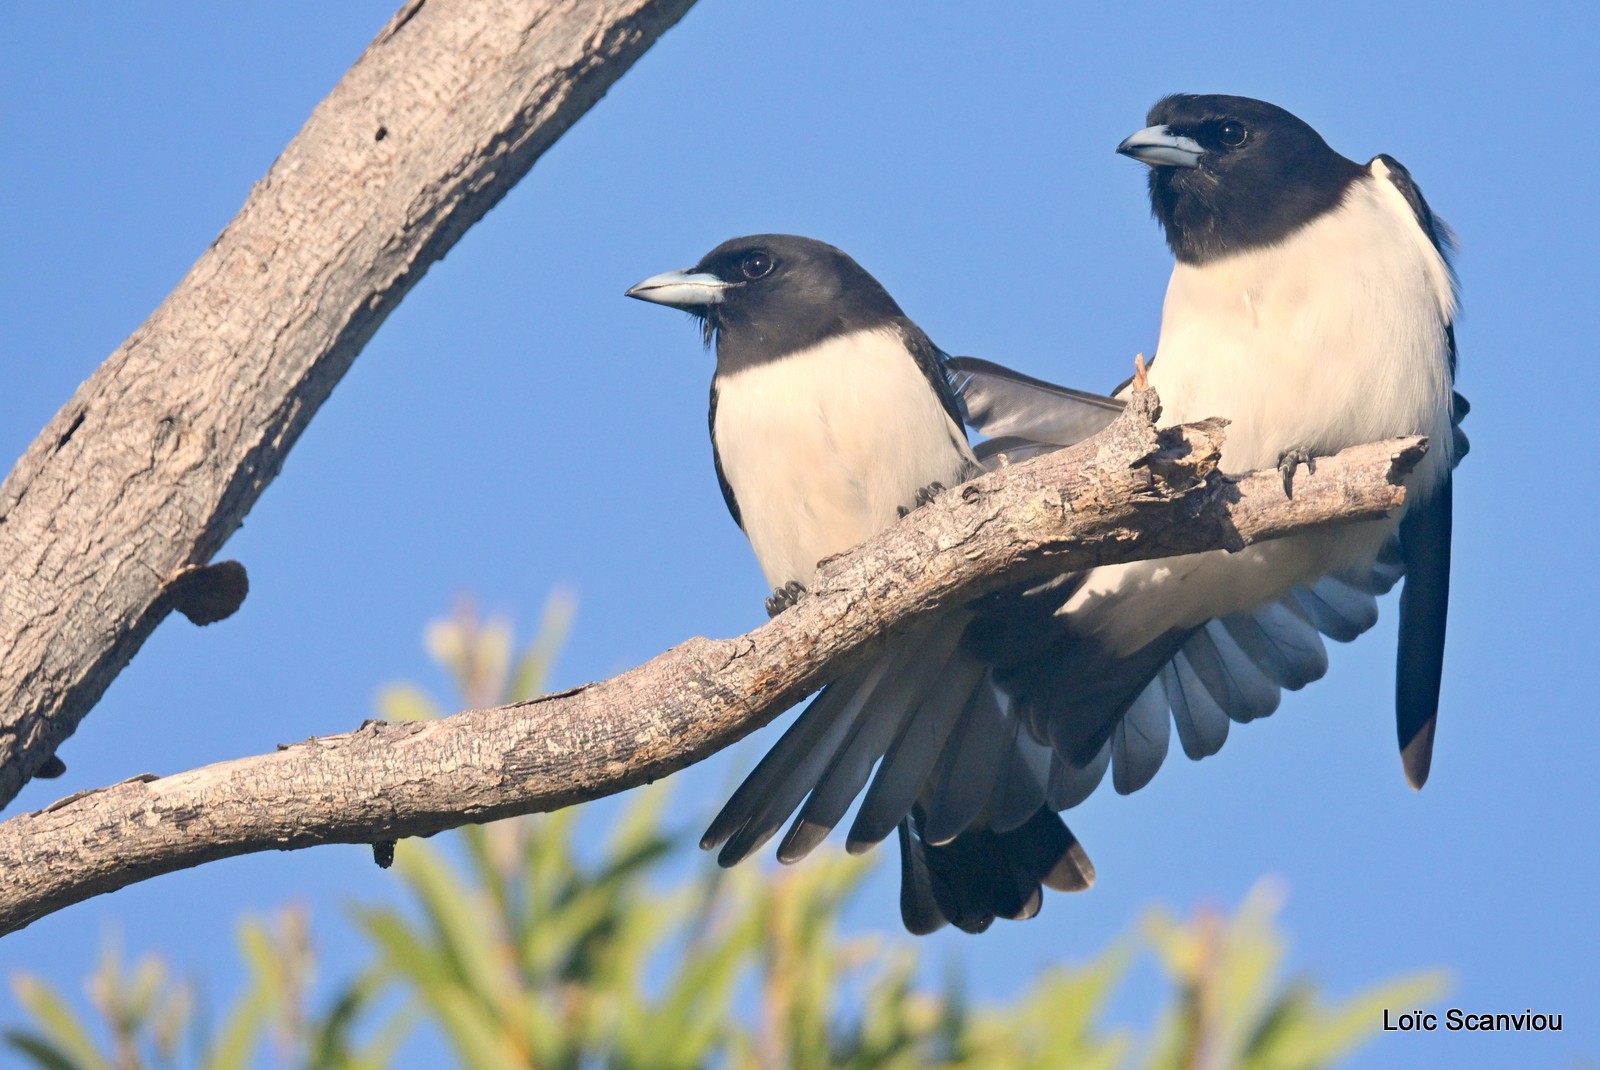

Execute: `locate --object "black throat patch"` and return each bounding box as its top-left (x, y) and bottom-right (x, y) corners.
top-left (1143, 95), bottom-right (1366, 264)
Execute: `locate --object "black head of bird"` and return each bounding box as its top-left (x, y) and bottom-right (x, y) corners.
top-left (1117, 93), bottom-right (1365, 264)
top-left (626, 234), bottom-right (906, 371)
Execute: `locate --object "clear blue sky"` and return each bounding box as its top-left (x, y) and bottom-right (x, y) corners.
top-left (3, 3), bottom-right (1596, 1066)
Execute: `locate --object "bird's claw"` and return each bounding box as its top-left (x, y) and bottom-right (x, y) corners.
top-left (1277, 447), bottom-right (1317, 497)
top-left (765, 580), bottom-right (808, 618)
top-left (897, 481), bottom-right (948, 518)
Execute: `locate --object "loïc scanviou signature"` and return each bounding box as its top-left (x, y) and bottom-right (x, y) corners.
top-left (1384, 1008), bottom-right (1564, 1032)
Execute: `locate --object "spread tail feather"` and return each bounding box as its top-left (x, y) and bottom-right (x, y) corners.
top-left (1112, 677), bottom-right (1170, 794)
top-left (899, 806), bottom-right (1094, 935)
top-left (920, 680), bottom-right (1016, 844)
top-left (1397, 475), bottom-right (1452, 788)
top-left (847, 650), bottom-right (985, 852)
top-left (703, 654), bottom-right (897, 865)
top-left (778, 620), bottom-right (966, 862)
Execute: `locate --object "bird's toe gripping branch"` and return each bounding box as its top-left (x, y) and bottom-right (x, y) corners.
top-left (1276, 446), bottom-right (1319, 498)
top-left (765, 580), bottom-right (808, 618)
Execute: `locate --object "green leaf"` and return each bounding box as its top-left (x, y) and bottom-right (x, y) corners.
top-left (374, 683), bottom-right (440, 723)
top-left (7, 976), bottom-right (111, 1070)
top-left (2, 1031), bottom-right (87, 1070)
top-left (420, 987), bottom-right (518, 1070)
top-left (391, 840), bottom-right (508, 1003)
top-left (14, 597), bottom-right (1454, 1070)
top-left (199, 982), bottom-right (268, 1070)
top-left (352, 1006), bottom-right (417, 1070)
top-left (1244, 970), bottom-right (1449, 1070)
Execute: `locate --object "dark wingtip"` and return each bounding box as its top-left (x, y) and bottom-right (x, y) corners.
top-left (700, 801), bottom-right (747, 853)
top-left (1044, 838), bottom-right (1096, 892)
top-left (707, 814), bottom-right (764, 865)
top-left (776, 818), bottom-right (831, 864)
top-left (716, 831), bottom-right (767, 868)
top-left (902, 911), bottom-right (947, 937)
top-left (898, 820), bottom-right (949, 935)
top-left (698, 820), bottom-right (730, 852)
top-left (1006, 887), bottom-right (1045, 922)
top-left (843, 832), bottom-right (883, 856)
top-left (1401, 715), bottom-right (1438, 789)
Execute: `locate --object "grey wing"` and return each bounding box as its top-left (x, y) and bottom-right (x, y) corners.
top-left (898, 323), bottom-right (970, 433)
top-left (941, 356), bottom-right (1435, 801)
top-left (1452, 387), bottom-right (1470, 460)
top-left (1374, 154), bottom-right (1457, 275)
top-left (1076, 393), bottom-right (1464, 797)
top-left (701, 614), bottom-right (1094, 934)
top-left (1395, 477), bottom-right (1451, 788)
top-left (972, 570), bottom-right (1388, 802)
top-left (1392, 325), bottom-right (1460, 790)
top-left (1375, 154), bottom-right (1460, 786)
top-left (947, 356), bottom-right (1123, 448)
top-left (708, 380), bottom-right (741, 530)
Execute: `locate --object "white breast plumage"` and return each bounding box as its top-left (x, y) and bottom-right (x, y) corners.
top-left (713, 328), bottom-right (975, 589)
top-left (1150, 165), bottom-right (1455, 484)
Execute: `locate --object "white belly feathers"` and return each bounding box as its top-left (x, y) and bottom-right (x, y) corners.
top-left (713, 328), bottom-right (976, 589)
top-left (1149, 168), bottom-right (1454, 487)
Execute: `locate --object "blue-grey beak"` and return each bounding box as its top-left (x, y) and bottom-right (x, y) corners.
top-left (1116, 125), bottom-right (1204, 169)
top-left (625, 269), bottom-right (729, 309)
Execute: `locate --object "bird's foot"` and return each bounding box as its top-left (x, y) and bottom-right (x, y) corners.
top-left (897, 481), bottom-right (948, 518)
top-left (765, 580), bottom-right (807, 618)
top-left (1277, 446), bottom-right (1317, 497)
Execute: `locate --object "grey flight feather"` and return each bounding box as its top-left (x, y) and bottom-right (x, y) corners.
top-left (948, 355), bottom-right (1123, 446)
top-left (1396, 475), bottom-right (1452, 788)
top-left (1373, 152), bottom-right (1458, 785)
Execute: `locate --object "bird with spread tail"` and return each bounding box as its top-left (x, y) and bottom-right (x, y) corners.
top-left (627, 93), bottom-right (1464, 934)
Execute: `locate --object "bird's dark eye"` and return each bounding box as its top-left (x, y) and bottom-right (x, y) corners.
top-left (1218, 120), bottom-right (1248, 147)
top-left (740, 252), bottom-right (773, 280)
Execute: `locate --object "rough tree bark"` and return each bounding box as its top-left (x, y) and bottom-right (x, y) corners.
top-left (0, 0), bottom-right (699, 810)
top-left (0, 379), bottom-right (1427, 935)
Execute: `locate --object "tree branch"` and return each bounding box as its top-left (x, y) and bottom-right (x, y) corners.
top-left (0, 386), bottom-right (1426, 936)
top-left (0, 0), bottom-right (698, 808)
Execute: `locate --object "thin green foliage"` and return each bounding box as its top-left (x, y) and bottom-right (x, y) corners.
top-left (5, 597), bottom-right (1444, 1069)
